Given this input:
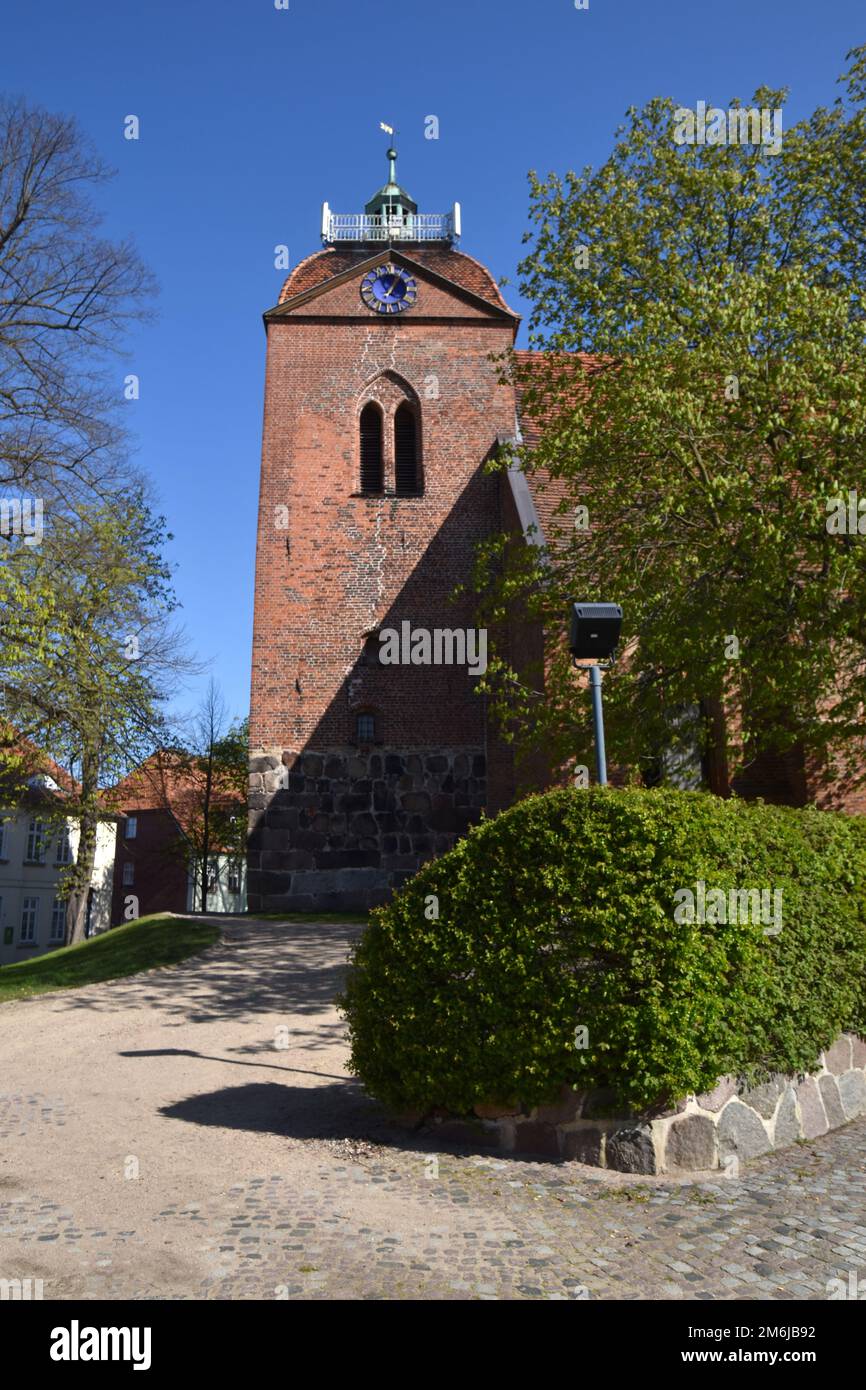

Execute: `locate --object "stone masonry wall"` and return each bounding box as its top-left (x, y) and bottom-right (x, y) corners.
top-left (248, 744), bottom-right (486, 913)
top-left (423, 1033), bottom-right (866, 1174)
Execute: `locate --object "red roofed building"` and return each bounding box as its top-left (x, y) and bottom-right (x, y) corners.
top-left (108, 751), bottom-right (246, 925)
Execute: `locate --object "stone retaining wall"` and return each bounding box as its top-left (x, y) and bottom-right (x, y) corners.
top-left (424, 1033), bottom-right (866, 1174)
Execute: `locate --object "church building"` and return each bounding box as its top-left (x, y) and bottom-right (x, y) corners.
top-left (247, 147), bottom-right (863, 916)
top-left (247, 146), bottom-right (547, 913)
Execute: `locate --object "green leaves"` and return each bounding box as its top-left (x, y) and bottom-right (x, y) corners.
top-left (340, 788), bottom-right (866, 1115)
top-left (477, 51), bottom-right (866, 784)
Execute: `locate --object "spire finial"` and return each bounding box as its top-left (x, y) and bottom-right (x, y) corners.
top-left (379, 121), bottom-right (398, 182)
top-left (366, 126), bottom-right (417, 223)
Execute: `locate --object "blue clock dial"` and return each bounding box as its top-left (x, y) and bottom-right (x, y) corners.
top-left (361, 263), bottom-right (418, 315)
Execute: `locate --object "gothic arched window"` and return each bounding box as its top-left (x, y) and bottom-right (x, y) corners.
top-left (360, 403), bottom-right (384, 494)
top-left (394, 403), bottom-right (421, 495)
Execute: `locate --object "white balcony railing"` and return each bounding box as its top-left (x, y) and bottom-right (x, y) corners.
top-left (321, 204), bottom-right (461, 245)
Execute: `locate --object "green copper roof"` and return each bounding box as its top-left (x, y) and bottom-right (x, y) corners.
top-left (364, 146), bottom-right (418, 217)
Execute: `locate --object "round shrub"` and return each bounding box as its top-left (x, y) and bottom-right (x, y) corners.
top-left (340, 787), bottom-right (866, 1115)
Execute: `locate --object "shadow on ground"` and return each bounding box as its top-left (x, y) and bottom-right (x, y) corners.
top-left (160, 1081), bottom-right (399, 1143)
top-left (38, 920), bottom-right (362, 1027)
top-left (157, 1077), bottom-right (566, 1166)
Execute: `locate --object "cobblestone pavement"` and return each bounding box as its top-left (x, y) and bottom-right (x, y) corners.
top-left (0, 919), bottom-right (864, 1301)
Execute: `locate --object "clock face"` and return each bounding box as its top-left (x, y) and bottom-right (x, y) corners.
top-left (360, 263), bottom-right (418, 315)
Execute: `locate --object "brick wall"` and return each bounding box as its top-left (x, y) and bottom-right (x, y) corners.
top-left (110, 810), bottom-right (188, 925)
top-left (248, 247), bottom-right (520, 911)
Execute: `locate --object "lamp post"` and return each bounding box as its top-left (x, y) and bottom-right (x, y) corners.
top-left (568, 602), bottom-right (623, 786)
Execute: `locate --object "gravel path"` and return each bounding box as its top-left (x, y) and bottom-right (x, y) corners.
top-left (0, 917), bottom-right (864, 1301)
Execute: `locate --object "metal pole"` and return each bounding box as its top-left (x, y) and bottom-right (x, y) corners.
top-left (589, 664), bottom-right (608, 786)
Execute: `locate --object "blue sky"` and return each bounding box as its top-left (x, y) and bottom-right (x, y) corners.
top-left (3, 0), bottom-right (862, 727)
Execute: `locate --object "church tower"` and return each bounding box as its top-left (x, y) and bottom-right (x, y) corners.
top-left (248, 146), bottom-right (521, 912)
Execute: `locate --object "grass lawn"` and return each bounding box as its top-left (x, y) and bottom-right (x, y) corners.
top-left (0, 914), bottom-right (221, 1003)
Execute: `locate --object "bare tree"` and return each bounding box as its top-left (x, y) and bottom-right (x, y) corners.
top-left (175, 682), bottom-right (247, 912)
top-left (0, 95), bottom-right (155, 507)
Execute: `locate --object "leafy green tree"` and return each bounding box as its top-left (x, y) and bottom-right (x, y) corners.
top-left (0, 491), bottom-right (192, 943)
top-left (476, 47), bottom-right (866, 791)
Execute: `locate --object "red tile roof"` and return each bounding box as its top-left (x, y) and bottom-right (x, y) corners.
top-left (0, 727), bottom-right (79, 800)
top-left (513, 351), bottom-right (609, 544)
top-left (107, 750), bottom-right (243, 845)
top-left (277, 246), bottom-right (515, 314)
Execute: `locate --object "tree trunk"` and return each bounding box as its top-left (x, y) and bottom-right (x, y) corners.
top-left (65, 746), bottom-right (99, 946)
top-left (200, 749), bottom-right (214, 912)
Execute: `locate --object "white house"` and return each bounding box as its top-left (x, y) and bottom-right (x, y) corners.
top-left (186, 854), bottom-right (247, 915)
top-left (0, 773), bottom-right (117, 967)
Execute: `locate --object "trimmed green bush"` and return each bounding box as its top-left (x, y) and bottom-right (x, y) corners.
top-left (340, 788), bottom-right (866, 1114)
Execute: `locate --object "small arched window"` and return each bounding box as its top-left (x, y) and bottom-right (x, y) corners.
top-left (356, 711), bottom-right (377, 744)
top-left (360, 403), bottom-right (383, 494)
top-left (394, 403), bottom-right (420, 495)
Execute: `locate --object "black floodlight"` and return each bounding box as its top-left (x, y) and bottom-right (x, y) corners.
top-left (568, 602), bottom-right (622, 661)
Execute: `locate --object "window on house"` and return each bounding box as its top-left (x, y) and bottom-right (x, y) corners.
top-left (125, 816), bottom-right (137, 839)
top-left (360, 403), bottom-right (384, 494)
top-left (228, 866), bottom-right (241, 895)
top-left (50, 897), bottom-right (66, 942)
top-left (57, 825), bottom-right (73, 864)
top-left (394, 403), bottom-right (420, 495)
top-left (356, 712), bottom-right (376, 744)
top-left (20, 897), bottom-right (38, 943)
top-left (122, 861), bottom-right (135, 886)
top-left (26, 820), bottom-right (46, 863)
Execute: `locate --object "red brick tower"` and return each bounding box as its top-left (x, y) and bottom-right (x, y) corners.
top-left (248, 148), bottom-right (521, 912)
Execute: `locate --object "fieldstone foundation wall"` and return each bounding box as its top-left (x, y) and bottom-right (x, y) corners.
top-left (247, 745), bottom-right (486, 913)
top-left (423, 1033), bottom-right (866, 1174)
